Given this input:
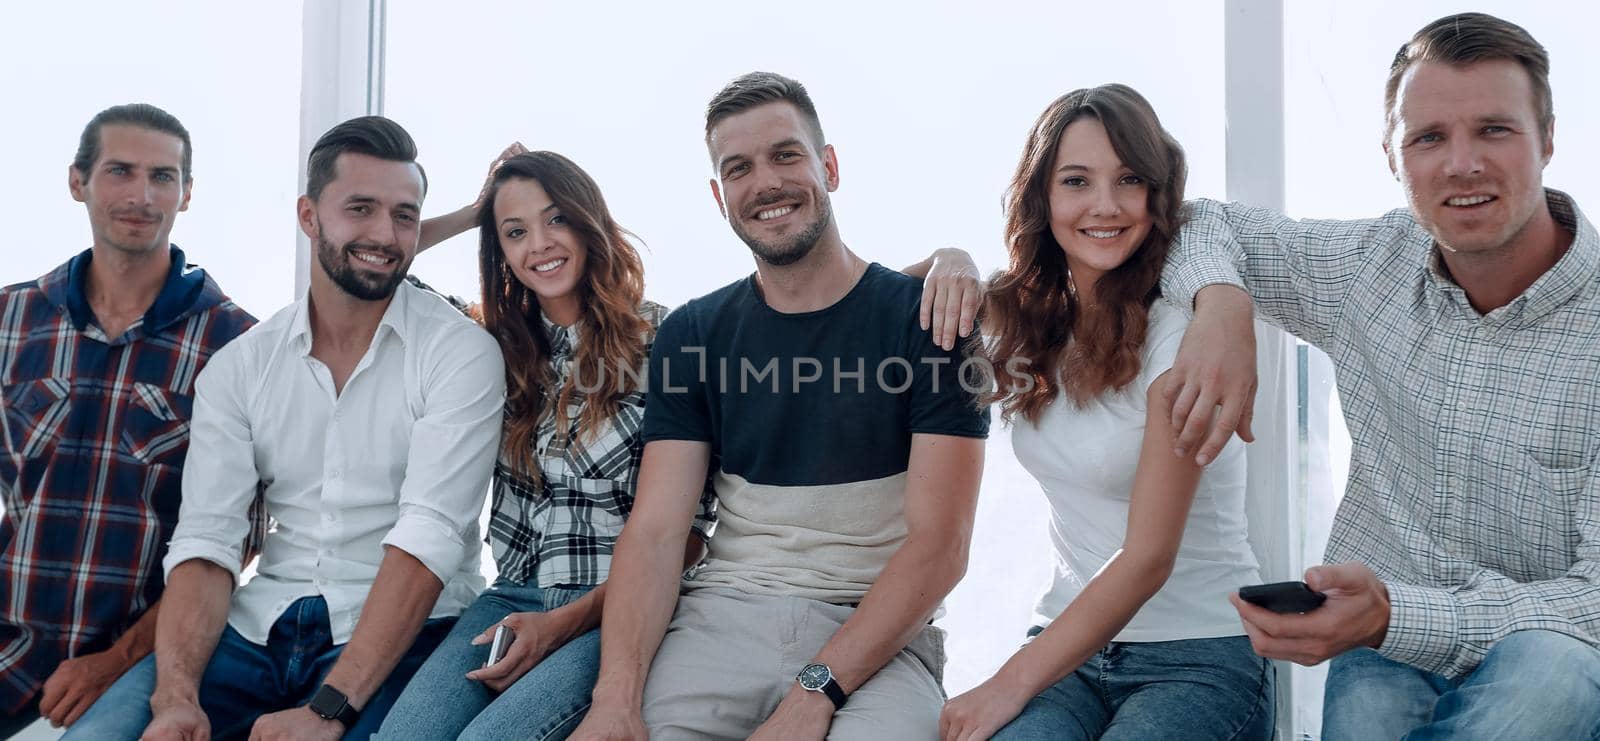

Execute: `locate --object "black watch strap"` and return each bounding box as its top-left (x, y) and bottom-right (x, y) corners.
top-left (818, 676), bottom-right (847, 710)
top-left (308, 683), bottom-right (361, 729)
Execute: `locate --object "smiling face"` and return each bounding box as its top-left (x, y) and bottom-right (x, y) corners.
top-left (493, 177), bottom-right (588, 323)
top-left (1046, 117), bottom-right (1153, 293)
top-left (300, 151), bottom-right (425, 302)
top-left (69, 124), bottom-right (191, 257)
top-left (1387, 59), bottom-right (1553, 257)
top-left (707, 101), bottom-right (838, 266)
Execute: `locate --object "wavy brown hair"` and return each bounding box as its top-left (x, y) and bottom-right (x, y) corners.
top-left (982, 84), bottom-right (1187, 424)
top-left (478, 152), bottom-right (649, 481)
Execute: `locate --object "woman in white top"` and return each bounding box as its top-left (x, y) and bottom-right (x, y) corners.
top-left (939, 84), bottom-right (1273, 741)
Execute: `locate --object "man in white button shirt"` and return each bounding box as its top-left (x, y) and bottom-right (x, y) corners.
top-left (66, 116), bottom-right (506, 741)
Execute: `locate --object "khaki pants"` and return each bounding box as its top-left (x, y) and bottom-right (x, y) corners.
top-left (641, 587), bottom-right (948, 740)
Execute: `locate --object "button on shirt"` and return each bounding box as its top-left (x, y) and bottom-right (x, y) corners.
top-left (1164, 189), bottom-right (1600, 679)
top-left (163, 281), bottom-right (505, 645)
top-left (0, 247), bottom-right (256, 713)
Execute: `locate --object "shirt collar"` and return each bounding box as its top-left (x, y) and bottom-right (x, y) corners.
top-left (542, 312), bottom-right (579, 360)
top-left (45, 245), bottom-right (204, 334)
top-left (287, 277), bottom-right (416, 355)
top-left (1515, 190), bottom-right (1597, 325)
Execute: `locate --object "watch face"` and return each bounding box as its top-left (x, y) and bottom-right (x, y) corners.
top-left (798, 663), bottom-right (832, 689)
top-left (309, 685), bottom-right (347, 718)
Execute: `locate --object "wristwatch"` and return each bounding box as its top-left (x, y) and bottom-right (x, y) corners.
top-left (796, 662), bottom-right (847, 710)
top-left (307, 683), bottom-right (361, 729)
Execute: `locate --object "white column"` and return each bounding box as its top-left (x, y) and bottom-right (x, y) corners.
top-left (1224, 1), bottom-right (1308, 739)
top-left (294, 0), bottom-right (388, 296)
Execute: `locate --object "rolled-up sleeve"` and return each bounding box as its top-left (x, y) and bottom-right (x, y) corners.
top-left (1162, 199), bottom-right (1249, 308)
top-left (164, 342), bottom-right (259, 584)
top-left (381, 325), bottom-right (505, 584)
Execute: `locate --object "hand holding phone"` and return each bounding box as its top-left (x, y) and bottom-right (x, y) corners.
top-left (483, 624), bottom-right (512, 669)
top-left (1238, 581), bottom-right (1327, 614)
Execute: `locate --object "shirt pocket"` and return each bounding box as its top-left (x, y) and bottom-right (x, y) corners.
top-left (1517, 450), bottom-right (1589, 575)
top-left (1, 377), bottom-right (71, 460)
top-left (120, 383), bottom-right (193, 467)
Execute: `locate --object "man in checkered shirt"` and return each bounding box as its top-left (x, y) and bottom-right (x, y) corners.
top-left (1162, 12), bottom-right (1600, 740)
top-left (0, 105), bottom-right (256, 734)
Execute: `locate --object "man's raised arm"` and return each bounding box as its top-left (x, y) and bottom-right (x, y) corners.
top-left (1161, 199), bottom-right (1398, 464)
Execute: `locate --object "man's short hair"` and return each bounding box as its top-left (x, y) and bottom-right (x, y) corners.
top-left (305, 115), bottom-right (428, 201)
top-left (72, 103), bottom-right (194, 184)
top-left (704, 72), bottom-right (826, 152)
top-left (1384, 12), bottom-right (1553, 143)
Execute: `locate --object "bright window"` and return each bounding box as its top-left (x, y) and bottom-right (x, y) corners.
top-left (1, 2), bottom-right (305, 319)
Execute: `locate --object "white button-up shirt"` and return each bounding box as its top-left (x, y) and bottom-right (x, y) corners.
top-left (163, 281), bottom-right (505, 645)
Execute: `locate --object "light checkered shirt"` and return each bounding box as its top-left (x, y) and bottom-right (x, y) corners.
top-left (488, 301), bottom-right (717, 588)
top-left (1163, 189), bottom-right (1600, 679)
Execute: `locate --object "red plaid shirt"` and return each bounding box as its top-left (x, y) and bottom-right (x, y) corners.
top-left (0, 247), bottom-right (258, 712)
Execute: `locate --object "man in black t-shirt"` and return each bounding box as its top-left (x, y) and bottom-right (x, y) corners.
top-left (570, 72), bottom-right (989, 741)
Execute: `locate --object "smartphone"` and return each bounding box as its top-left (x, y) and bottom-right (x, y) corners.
top-left (1239, 581), bottom-right (1327, 613)
top-left (483, 624), bottom-right (511, 668)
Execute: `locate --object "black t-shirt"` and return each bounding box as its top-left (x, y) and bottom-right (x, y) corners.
top-left (642, 263), bottom-right (989, 488)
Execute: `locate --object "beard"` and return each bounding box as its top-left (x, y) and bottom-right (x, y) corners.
top-left (315, 234), bottom-right (410, 302)
top-left (729, 192), bottom-right (832, 267)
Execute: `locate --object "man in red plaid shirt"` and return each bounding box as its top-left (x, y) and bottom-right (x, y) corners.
top-left (0, 104), bottom-right (257, 733)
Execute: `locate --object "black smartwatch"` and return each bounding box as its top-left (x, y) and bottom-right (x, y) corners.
top-left (796, 662), bottom-right (847, 710)
top-left (307, 683), bottom-right (361, 729)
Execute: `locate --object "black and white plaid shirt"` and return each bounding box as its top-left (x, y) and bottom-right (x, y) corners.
top-left (487, 300), bottom-right (717, 588)
top-left (1165, 190), bottom-right (1600, 679)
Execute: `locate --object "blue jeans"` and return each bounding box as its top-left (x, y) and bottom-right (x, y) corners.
top-left (376, 580), bottom-right (599, 741)
top-left (1323, 629), bottom-right (1600, 740)
top-left (62, 596), bottom-right (454, 741)
top-left (993, 634), bottom-right (1275, 741)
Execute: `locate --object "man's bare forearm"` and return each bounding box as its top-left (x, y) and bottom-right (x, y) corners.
top-left (551, 533), bottom-right (706, 643)
top-left (809, 533), bottom-right (968, 692)
top-left (1195, 283), bottom-right (1253, 315)
top-left (419, 204), bottom-right (479, 253)
top-left (320, 546), bottom-right (444, 708)
top-left (101, 598), bottom-right (161, 672)
top-left (588, 521), bottom-right (691, 708)
top-left (151, 560), bottom-right (235, 704)
top-left (812, 436), bottom-right (983, 693)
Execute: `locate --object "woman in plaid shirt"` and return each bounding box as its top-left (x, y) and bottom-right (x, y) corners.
top-left (379, 143), bottom-right (980, 738)
top-left (376, 150), bottom-right (717, 740)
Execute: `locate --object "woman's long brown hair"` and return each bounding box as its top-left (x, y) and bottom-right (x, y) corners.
top-left (477, 152), bottom-right (649, 482)
top-left (982, 84), bottom-right (1187, 424)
